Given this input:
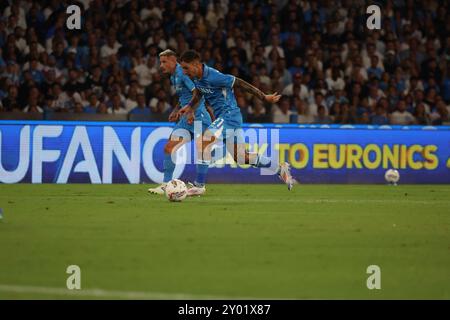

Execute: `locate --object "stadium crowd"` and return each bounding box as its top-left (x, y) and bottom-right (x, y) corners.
top-left (0, 0), bottom-right (449, 125)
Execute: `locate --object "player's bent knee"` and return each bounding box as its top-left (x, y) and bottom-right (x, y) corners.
top-left (164, 143), bottom-right (173, 154)
top-left (164, 139), bottom-right (183, 154)
top-left (194, 138), bottom-right (203, 151)
top-left (201, 137), bottom-right (215, 151)
top-left (198, 138), bottom-right (215, 160)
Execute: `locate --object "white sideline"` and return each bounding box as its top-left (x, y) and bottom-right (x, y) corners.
top-left (187, 198), bottom-right (450, 205)
top-left (0, 284), bottom-right (264, 300)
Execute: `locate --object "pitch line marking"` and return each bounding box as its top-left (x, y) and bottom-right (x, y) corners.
top-left (0, 284), bottom-right (279, 300)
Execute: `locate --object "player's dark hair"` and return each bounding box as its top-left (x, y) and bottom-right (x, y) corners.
top-left (180, 50), bottom-right (201, 63)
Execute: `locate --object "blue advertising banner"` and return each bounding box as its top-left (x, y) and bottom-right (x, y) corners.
top-left (0, 121), bottom-right (449, 184)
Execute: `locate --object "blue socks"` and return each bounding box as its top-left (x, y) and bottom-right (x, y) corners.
top-left (165, 149), bottom-right (210, 186)
top-left (163, 153), bottom-right (175, 183)
top-left (195, 162), bottom-right (209, 186)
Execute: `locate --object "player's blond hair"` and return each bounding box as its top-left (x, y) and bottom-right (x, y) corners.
top-left (159, 49), bottom-right (177, 57)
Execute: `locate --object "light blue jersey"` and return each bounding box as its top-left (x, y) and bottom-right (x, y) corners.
top-left (192, 64), bottom-right (243, 141)
top-left (192, 64), bottom-right (240, 119)
top-left (171, 63), bottom-right (211, 137)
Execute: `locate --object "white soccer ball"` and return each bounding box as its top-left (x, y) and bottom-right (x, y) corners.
top-left (385, 169), bottom-right (400, 184)
top-left (165, 179), bottom-right (188, 202)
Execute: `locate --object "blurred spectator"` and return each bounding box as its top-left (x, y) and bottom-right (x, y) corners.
top-left (129, 94), bottom-right (150, 115)
top-left (272, 96), bottom-right (292, 123)
top-left (100, 32), bottom-right (122, 59)
top-left (84, 94), bottom-right (99, 114)
top-left (28, 58), bottom-right (45, 84)
top-left (149, 89), bottom-right (171, 114)
top-left (329, 102), bottom-right (340, 124)
top-left (264, 34), bottom-right (284, 60)
top-left (73, 102), bottom-right (84, 114)
top-left (282, 72), bottom-right (309, 101)
top-left (85, 65), bottom-right (103, 97)
top-left (23, 95), bottom-right (43, 113)
top-left (292, 98), bottom-right (309, 124)
top-left (51, 83), bottom-right (70, 111)
top-left (108, 94), bottom-right (127, 115)
top-left (134, 55), bottom-right (158, 87)
top-left (371, 104), bottom-right (389, 125)
top-left (358, 112), bottom-right (371, 125)
top-left (43, 94), bottom-right (55, 111)
top-left (430, 99), bottom-right (450, 125)
top-left (246, 98), bottom-right (267, 123)
top-left (0, 0), bottom-right (447, 127)
top-left (333, 102), bottom-right (352, 124)
top-left (390, 100), bottom-right (415, 125)
top-left (326, 67), bottom-right (346, 91)
top-left (288, 56), bottom-right (305, 77)
top-left (366, 55), bottom-right (384, 80)
top-left (414, 103), bottom-right (430, 125)
top-left (97, 102), bottom-right (108, 114)
top-left (313, 105), bottom-right (332, 124)
top-left (125, 84), bottom-right (139, 112)
top-left (2, 84), bottom-right (20, 111)
top-left (326, 89), bottom-right (349, 109)
top-left (2, 60), bottom-right (20, 85)
top-left (308, 91), bottom-right (327, 119)
top-left (64, 69), bottom-right (85, 94)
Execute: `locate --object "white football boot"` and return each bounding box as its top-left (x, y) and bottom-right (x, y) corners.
top-left (186, 182), bottom-right (206, 196)
top-left (148, 183), bottom-right (166, 195)
top-left (278, 162), bottom-right (297, 191)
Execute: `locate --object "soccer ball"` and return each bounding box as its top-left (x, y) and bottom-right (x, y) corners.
top-left (384, 169), bottom-right (400, 185)
top-left (165, 179), bottom-right (188, 202)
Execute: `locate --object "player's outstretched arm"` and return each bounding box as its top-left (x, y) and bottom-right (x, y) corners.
top-left (234, 77), bottom-right (281, 103)
top-left (178, 88), bottom-right (202, 124)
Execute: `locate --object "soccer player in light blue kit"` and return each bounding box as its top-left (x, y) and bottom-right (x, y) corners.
top-left (148, 50), bottom-right (213, 196)
top-left (179, 50), bottom-right (296, 190)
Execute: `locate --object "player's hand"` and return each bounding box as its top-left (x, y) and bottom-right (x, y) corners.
top-left (179, 105), bottom-right (195, 124)
top-left (264, 92), bottom-right (281, 103)
top-left (186, 111), bottom-right (194, 124)
top-left (168, 110), bottom-right (180, 122)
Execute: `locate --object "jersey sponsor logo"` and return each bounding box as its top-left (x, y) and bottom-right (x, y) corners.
top-left (197, 87), bottom-right (214, 94)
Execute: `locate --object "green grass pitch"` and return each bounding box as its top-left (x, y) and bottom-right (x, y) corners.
top-left (0, 184), bottom-right (449, 299)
